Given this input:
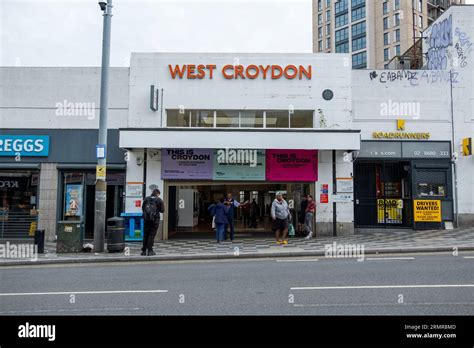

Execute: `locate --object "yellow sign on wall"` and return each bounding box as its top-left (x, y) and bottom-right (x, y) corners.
top-left (377, 199), bottom-right (403, 224)
top-left (413, 200), bottom-right (441, 222)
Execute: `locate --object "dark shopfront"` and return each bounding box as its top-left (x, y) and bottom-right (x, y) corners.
top-left (354, 141), bottom-right (453, 229)
top-left (0, 129), bottom-right (126, 239)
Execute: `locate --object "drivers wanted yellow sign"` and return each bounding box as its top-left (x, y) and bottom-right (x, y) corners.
top-left (413, 200), bottom-right (441, 222)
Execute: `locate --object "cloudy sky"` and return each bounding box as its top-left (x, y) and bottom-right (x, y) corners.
top-left (1, 0), bottom-right (473, 67)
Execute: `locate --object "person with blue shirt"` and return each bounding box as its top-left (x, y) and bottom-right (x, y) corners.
top-left (214, 198), bottom-right (229, 243)
top-left (224, 192), bottom-right (241, 241)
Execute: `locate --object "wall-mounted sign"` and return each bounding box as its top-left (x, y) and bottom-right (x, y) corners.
top-left (162, 149), bottom-right (214, 179)
top-left (462, 137), bottom-right (472, 156)
top-left (213, 149), bottom-right (265, 181)
top-left (126, 182), bottom-right (143, 197)
top-left (358, 141), bottom-right (451, 159)
top-left (414, 199), bottom-right (441, 222)
top-left (372, 132), bottom-right (430, 140)
top-left (266, 150), bottom-right (318, 182)
top-left (402, 142), bottom-right (451, 158)
top-left (333, 193), bottom-right (353, 203)
top-left (168, 64), bottom-right (312, 80)
top-left (336, 178), bottom-right (353, 193)
top-left (0, 135), bottom-right (49, 157)
top-left (320, 183), bottom-right (329, 204)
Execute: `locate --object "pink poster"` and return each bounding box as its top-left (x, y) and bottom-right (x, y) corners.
top-left (266, 150), bottom-right (318, 181)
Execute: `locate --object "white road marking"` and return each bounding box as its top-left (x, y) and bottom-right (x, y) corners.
top-left (366, 257), bottom-right (415, 261)
top-left (463, 256), bottom-right (474, 259)
top-left (0, 289), bottom-right (168, 297)
top-left (0, 307), bottom-right (141, 314)
top-left (293, 302), bottom-right (474, 307)
top-left (276, 259), bottom-right (319, 262)
top-left (291, 284), bottom-right (474, 290)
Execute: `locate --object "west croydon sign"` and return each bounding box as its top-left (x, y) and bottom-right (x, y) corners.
top-left (0, 135), bottom-right (50, 157)
top-left (168, 64), bottom-right (313, 80)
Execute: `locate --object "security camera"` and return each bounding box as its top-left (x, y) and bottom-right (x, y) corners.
top-left (98, 1), bottom-right (107, 11)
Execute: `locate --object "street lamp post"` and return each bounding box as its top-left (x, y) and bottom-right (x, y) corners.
top-left (94, 0), bottom-right (113, 252)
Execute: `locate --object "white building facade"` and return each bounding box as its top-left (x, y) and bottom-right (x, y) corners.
top-left (1, 6), bottom-right (472, 241)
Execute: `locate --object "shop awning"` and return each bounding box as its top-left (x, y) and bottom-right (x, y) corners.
top-left (119, 128), bottom-right (361, 150)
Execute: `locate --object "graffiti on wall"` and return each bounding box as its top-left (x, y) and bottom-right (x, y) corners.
top-left (426, 14), bottom-right (453, 70)
top-left (369, 70), bottom-right (459, 86)
top-left (454, 27), bottom-right (473, 68)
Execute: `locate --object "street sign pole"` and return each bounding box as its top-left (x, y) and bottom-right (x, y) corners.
top-left (94, 0), bottom-right (113, 252)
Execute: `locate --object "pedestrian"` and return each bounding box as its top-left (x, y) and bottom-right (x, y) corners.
top-left (141, 189), bottom-right (165, 256)
top-left (304, 194), bottom-right (316, 239)
top-left (271, 191), bottom-right (290, 245)
top-left (250, 199), bottom-right (259, 228)
top-left (224, 192), bottom-right (241, 241)
top-left (208, 201), bottom-right (217, 231)
top-left (298, 195), bottom-right (308, 235)
top-left (214, 198), bottom-right (229, 243)
top-left (241, 200), bottom-right (251, 228)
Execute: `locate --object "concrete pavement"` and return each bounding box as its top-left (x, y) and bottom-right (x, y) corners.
top-left (1, 227), bottom-right (473, 266)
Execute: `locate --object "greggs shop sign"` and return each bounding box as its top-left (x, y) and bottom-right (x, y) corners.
top-left (168, 64), bottom-right (313, 80)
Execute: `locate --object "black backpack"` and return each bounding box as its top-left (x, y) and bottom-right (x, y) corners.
top-left (143, 197), bottom-right (158, 222)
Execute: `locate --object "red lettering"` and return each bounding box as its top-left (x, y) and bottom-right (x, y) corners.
top-left (271, 65), bottom-right (283, 79)
top-left (206, 64), bottom-right (216, 79)
top-left (196, 64), bottom-right (206, 79)
top-left (246, 65), bottom-right (259, 79)
top-left (283, 65), bottom-right (298, 79)
top-left (222, 65), bottom-right (234, 79)
top-left (235, 65), bottom-right (245, 79)
top-left (259, 65), bottom-right (270, 79)
top-left (168, 64), bottom-right (186, 79)
top-left (187, 64), bottom-right (196, 79)
top-left (299, 65), bottom-right (312, 79)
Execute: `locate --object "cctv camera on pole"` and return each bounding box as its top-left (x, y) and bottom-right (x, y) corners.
top-left (94, 0), bottom-right (113, 252)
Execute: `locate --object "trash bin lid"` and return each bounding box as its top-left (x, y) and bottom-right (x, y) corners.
top-left (107, 217), bottom-right (125, 222)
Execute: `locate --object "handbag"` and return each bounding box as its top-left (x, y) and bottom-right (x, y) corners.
top-left (288, 223), bottom-right (295, 237)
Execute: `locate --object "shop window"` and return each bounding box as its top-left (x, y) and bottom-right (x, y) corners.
top-left (240, 111), bottom-right (264, 128)
top-left (191, 110), bottom-right (214, 127)
top-left (416, 170), bottom-right (447, 197)
top-left (0, 171), bottom-right (39, 238)
top-left (266, 111), bottom-right (289, 128)
top-left (166, 109), bottom-right (191, 127)
top-left (290, 110), bottom-right (314, 128)
top-left (417, 183), bottom-right (446, 197)
top-left (215, 110), bottom-right (239, 128)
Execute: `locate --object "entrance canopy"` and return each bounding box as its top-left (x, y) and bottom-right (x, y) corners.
top-left (119, 128), bottom-right (361, 150)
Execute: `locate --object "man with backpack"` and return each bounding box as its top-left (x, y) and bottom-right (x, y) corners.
top-left (141, 189), bottom-right (165, 256)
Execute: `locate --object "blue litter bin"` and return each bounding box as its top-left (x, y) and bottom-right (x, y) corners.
top-left (120, 213), bottom-right (144, 241)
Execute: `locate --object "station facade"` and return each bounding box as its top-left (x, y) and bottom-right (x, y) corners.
top-left (1, 6), bottom-right (472, 241)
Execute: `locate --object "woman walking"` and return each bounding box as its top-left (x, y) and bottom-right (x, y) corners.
top-left (304, 195), bottom-right (316, 240)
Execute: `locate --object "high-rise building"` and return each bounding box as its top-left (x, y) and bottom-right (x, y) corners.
top-left (312, 0), bottom-right (465, 69)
